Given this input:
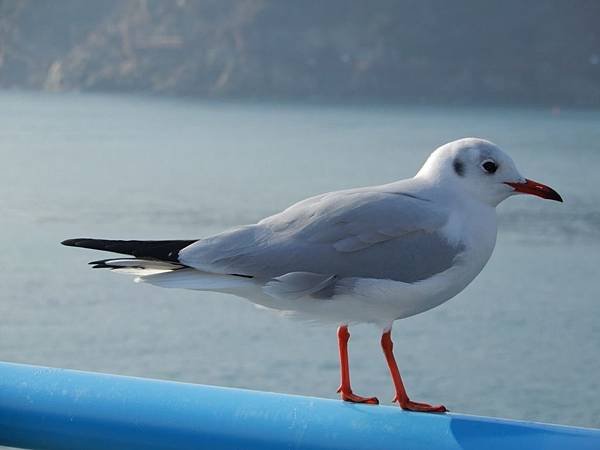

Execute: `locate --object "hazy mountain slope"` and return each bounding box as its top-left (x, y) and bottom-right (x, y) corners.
top-left (0, 0), bottom-right (599, 105)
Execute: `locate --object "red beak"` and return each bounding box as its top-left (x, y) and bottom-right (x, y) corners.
top-left (504, 179), bottom-right (563, 202)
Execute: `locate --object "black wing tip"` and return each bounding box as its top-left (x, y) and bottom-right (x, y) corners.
top-left (60, 237), bottom-right (197, 261)
top-left (61, 238), bottom-right (90, 247)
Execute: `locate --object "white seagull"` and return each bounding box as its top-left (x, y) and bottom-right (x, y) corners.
top-left (63, 137), bottom-right (562, 412)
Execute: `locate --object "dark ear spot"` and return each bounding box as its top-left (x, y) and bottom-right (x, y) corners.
top-left (453, 159), bottom-right (465, 177)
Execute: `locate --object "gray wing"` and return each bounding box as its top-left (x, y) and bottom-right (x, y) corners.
top-left (179, 188), bottom-right (462, 288)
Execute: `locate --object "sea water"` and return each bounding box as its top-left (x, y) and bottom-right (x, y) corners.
top-left (1, 91), bottom-right (599, 427)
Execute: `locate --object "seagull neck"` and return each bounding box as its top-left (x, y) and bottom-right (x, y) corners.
top-left (406, 175), bottom-right (462, 204)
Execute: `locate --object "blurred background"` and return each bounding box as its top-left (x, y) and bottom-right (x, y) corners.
top-left (1, 0), bottom-right (600, 106)
top-left (1, 0), bottom-right (599, 429)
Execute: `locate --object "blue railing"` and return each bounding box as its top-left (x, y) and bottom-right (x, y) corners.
top-left (0, 361), bottom-right (598, 449)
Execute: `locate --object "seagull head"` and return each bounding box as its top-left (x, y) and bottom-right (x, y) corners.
top-left (416, 137), bottom-right (563, 207)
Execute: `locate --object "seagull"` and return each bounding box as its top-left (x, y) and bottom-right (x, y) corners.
top-left (62, 138), bottom-right (562, 412)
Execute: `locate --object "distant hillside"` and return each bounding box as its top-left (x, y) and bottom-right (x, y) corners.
top-left (1, 0), bottom-right (599, 106)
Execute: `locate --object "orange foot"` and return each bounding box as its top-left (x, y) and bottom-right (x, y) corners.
top-left (338, 387), bottom-right (379, 404)
top-left (394, 396), bottom-right (447, 412)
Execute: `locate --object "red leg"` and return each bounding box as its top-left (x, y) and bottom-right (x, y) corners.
top-left (336, 325), bottom-right (379, 404)
top-left (381, 329), bottom-right (446, 412)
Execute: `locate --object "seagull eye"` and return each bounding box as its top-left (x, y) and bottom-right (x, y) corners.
top-left (481, 160), bottom-right (498, 174)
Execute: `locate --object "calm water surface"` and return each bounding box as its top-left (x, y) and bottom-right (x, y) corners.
top-left (1, 92), bottom-right (599, 428)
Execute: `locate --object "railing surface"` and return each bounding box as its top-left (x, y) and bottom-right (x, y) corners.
top-left (0, 361), bottom-right (598, 450)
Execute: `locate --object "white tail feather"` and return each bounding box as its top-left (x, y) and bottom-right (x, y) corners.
top-left (97, 258), bottom-right (182, 276)
top-left (136, 268), bottom-right (253, 291)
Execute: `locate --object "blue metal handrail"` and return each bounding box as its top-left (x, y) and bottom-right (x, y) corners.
top-left (0, 361), bottom-right (598, 449)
